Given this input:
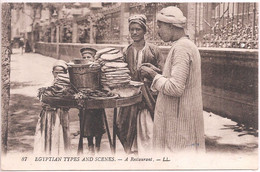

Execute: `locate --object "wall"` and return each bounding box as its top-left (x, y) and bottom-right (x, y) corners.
top-left (35, 42), bottom-right (258, 128)
top-left (35, 42), bottom-right (125, 61)
top-left (199, 48), bottom-right (258, 128)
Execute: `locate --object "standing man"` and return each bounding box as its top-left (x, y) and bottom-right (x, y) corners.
top-left (116, 14), bottom-right (164, 155)
top-left (140, 6), bottom-right (205, 154)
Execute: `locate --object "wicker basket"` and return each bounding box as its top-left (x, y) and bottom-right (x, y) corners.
top-left (68, 64), bottom-right (101, 90)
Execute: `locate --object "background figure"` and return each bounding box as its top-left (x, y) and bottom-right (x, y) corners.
top-left (34, 60), bottom-right (71, 155)
top-left (25, 39), bottom-right (32, 53)
top-left (141, 6), bottom-right (205, 154)
top-left (10, 39), bottom-right (13, 54)
top-left (116, 14), bottom-right (164, 155)
top-left (19, 38), bottom-right (24, 55)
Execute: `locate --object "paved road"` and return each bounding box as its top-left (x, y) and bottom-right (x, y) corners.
top-left (7, 49), bottom-right (258, 169)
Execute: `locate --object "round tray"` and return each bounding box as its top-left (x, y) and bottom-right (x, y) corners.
top-left (41, 93), bottom-right (142, 109)
top-left (41, 96), bottom-right (78, 108)
top-left (88, 94), bottom-right (119, 100)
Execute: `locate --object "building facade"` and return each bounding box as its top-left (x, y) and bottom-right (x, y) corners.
top-left (11, 2), bottom-right (258, 49)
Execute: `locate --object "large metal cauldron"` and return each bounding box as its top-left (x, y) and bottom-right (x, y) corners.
top-left (68, 64), bottom-right (101, 90)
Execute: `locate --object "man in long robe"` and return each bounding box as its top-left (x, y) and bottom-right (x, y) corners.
top-left (140, 6), bottom-right (205, 154)
top-left (116, 15), bottom-right (164, 155)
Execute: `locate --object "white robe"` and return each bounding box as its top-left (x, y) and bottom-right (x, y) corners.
top-left (34, 107), bottom-right (70, 155)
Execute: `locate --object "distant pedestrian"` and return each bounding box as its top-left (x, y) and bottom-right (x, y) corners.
top-left (25, 39), bottom-right (32, 53)
top-left (19, 38), bottom-right (24, 55)
top-left (10, 39), bottom-right (13, 54)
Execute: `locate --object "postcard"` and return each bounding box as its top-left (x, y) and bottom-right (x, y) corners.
top-left (1, 1), bottom-right (258, 171)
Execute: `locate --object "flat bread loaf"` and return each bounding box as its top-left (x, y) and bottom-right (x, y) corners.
top-left (100, 53), bottom-right (123, 61)
top-left (106, 49), bottom-right (120, 54)
top-left (104, 69), bottom-right (130, 74)
top-left (96, 48), bottom-right (116, 55)
top-left (105, 62), bottom-right (128, 68)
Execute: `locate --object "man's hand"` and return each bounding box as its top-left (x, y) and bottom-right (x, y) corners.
top-left (139, 67), bottom-right (150, 79)
top-left (141, 63), bottom-right (161, 74)
top-left (140, 66), bottom-right (158, 80)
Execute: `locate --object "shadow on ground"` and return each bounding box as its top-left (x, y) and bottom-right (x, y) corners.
top-left (8, 93), bottom-right (258, 154)
top-left (8, 92), bottom-right (80, 153)
top-left (8, 94), bottom-right (41, 153)
top-left (10, 81), bottom-right (40, 89)
top-left (205, 136), bottom-right (257, 154)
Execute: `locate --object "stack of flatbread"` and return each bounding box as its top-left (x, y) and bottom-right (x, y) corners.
top-left (96, 48), bottom-right (131, 88)
top-left (38, 73), bottom-right (76, 98)
top-left (53, 73), bottom-right (70, 89)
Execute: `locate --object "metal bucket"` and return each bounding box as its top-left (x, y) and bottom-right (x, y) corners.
top-left (72, 58), bottom-right (89, 64)
top-left (68, 64), bottom-right (101, 90)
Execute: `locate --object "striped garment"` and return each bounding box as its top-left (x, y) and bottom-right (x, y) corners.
top-left (34, 106), bottom-right (71, 155)
top-left (151, 37), bottom-right (205, 153)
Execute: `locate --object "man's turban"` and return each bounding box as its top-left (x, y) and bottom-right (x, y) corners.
top-left (157, 6), bottom-right (186, 28)
top-left (128, 14), bottom-right (147, 32)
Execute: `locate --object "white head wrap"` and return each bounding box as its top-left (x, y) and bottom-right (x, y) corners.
top-left (52, 60), bottom-right (68, 71)
top-left (156, 6), bottom-right (186, 28)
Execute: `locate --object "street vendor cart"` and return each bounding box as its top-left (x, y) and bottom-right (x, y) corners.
top-left (41, 93), bottom-right (142, 154)
top-left (40, 47), bottom-right (144, 154)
